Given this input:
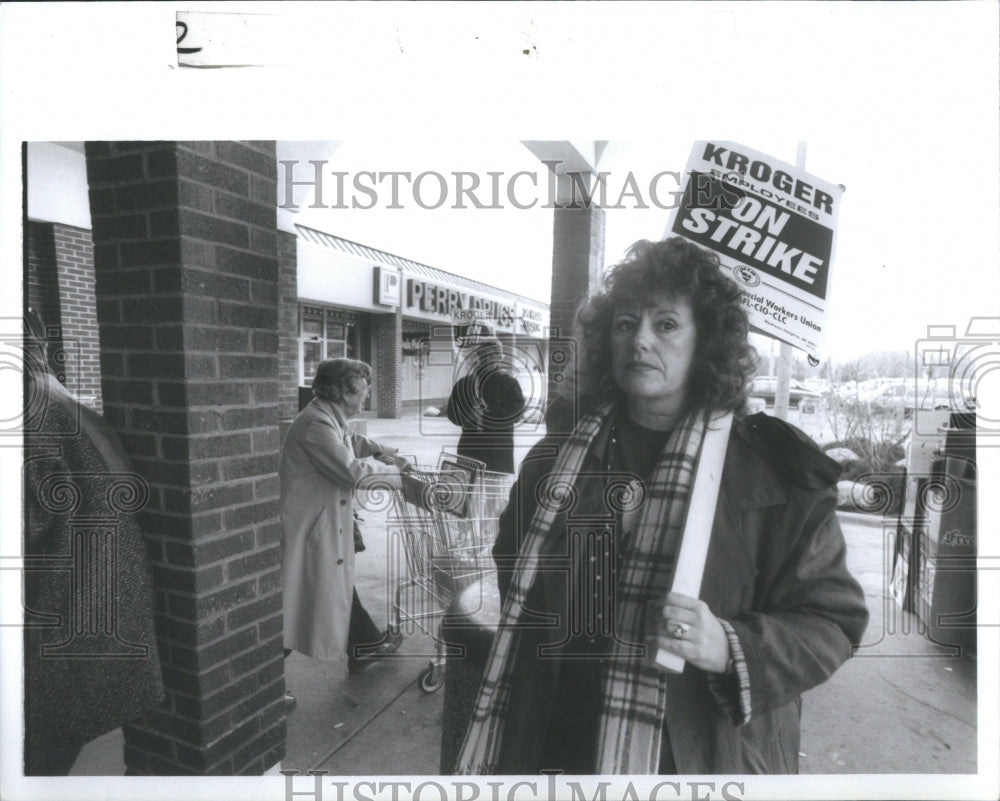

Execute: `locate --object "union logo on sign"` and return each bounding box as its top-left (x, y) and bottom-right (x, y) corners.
top-left (732, 264), bottom-right (761, 288)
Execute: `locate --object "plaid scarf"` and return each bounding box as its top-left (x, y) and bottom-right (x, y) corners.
top-left (454, 401), bottom-right (708, 774)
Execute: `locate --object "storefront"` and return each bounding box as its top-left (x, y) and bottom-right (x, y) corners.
top-left (14, 138), bottom-right (581, 775)
top-left (24, 142), bottom-right (550, 420)
top-left (293, 221), bottom-right (550, 413)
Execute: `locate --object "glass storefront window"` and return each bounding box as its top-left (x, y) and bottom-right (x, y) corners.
top-left (302, 341), bottom-right (322, 384)
top-left (302, 317), bottom-right (323, 338)
top-left (299, 306), bottom-right (359, 385)
top-left (326, 309), bottom-right (347, 338)
top-left (345, 323), bottom-right (356, 359)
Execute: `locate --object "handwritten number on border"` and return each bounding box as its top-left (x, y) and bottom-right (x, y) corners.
top-left (176, 21), bottom-right (202, 55)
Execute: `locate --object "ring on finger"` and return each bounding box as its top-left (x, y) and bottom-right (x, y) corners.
top-left (670, 621), bottom-right (690, 640)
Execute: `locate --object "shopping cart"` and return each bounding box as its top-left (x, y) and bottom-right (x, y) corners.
top-left (387, 451), bottom-right (514, 692)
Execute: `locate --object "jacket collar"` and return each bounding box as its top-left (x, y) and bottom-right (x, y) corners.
top-left (722, 432), bottom-right (786, 511)
top-left (577, 408), bottom-right (786, 512)
top-left (311, 396), bottom-right (350, 430)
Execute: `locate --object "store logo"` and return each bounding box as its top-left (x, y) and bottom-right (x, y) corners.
top-left (374, 267), bottom-right (401, 307)
top-left (732, 263), bottom-right (761, 288)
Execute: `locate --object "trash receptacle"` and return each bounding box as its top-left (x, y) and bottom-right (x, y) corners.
top-left (914, 413), bottom-right (977, 653)
top-left (892, 409), bottom-right (951, 613)
top-left (919, 453), bottom-right (976, 653)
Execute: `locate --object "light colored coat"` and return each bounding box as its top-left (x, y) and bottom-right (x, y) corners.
top-left (280, 398), bottom-right (392, 660)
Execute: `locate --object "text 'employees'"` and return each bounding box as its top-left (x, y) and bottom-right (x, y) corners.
top-left (699, 143), bottom-right (835, 215)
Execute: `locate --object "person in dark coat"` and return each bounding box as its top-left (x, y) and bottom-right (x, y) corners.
top-left (446, 340), bottom-right (525, 474)
top-left (455, 238), bottom-right (868, 775)
top-left (21, 310), bottom-right (164, 775)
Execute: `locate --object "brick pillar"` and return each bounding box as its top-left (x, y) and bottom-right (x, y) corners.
top-left (85, 141), bottom-right (284, 775)
top-left (277, 230), bottom-right (298, 422)
top-left (24, 220), bottom-right (62, 362)
top-left (372, 307), bottom-right (402, 418)
top-left (52, 223), bottom-right (102, 411)
top-left (24, 221), bottom-right (103, 411)
top-left (549, 201), bottom-right (605, 402)
top-left (25, 221), bottom-right (59, 330)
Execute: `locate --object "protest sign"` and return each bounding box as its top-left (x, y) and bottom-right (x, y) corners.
top-left (667, 141), bottom-right (843, 358)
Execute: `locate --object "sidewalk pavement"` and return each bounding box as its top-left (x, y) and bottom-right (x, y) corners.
top-left (71, 409), bottom-right (978, 776)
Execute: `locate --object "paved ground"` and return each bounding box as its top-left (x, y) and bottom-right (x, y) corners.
top-left (69, 407), bottom-right (980, 778)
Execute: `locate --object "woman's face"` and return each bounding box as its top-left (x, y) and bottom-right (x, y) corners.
top-left (341, 378), bottom-right (370, 418)
top-left (610, 292), bottom-right (698, 411)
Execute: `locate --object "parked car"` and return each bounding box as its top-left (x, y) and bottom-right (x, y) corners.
top-left (803, 377), bottom-right (832, 396)
top-left (854, 377), bottom-right (901, 402)
top-left (749, 376), bottom-right (823, 407)
top-left (834, 380), bottom-right (858, 401)
top-left (868, 379), bottom-right (975, 414)
top-left (833, 377), bottom-right (901, 402)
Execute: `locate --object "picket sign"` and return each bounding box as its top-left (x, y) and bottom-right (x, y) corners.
top-left (655, 411), bottom-right (734, 673)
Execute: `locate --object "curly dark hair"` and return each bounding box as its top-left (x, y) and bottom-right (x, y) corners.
top-left (564, 237), bottom-right (758, 417)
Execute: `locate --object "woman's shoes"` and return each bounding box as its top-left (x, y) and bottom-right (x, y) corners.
top-left (348, 630), bottom-right (403, 675)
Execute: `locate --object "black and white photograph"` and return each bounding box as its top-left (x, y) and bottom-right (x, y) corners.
top-left (1, 4), bottom-right (998, 801)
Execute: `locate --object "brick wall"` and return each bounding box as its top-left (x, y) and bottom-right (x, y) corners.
top-left (24, 221), bottom-right (103, 410)
top-left (25, 221), bottom-right (60, 335)
top-left (371, 309), bottom-right (402, 418)
top-left (277, 231), bottom-right (298, 422)
top-left (24, 221), bottom-right (63, 375)
top-left (85, 141), bottom-right (284, 775)
top-left (52, 223), bottom-right (102, 411)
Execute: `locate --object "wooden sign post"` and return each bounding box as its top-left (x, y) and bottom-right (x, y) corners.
top-left (655, 412), bottom-right (733, 672)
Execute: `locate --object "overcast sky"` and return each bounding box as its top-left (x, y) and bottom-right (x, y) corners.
top-left (296, 126), bottom-right (999, 366)
top-left (4, 3), bottom-right (998, 369)
top-left (265, 3), bottom-right (1000, 367)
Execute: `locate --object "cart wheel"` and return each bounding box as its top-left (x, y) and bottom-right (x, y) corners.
top-left (419, 664), bottom-right (444, 693)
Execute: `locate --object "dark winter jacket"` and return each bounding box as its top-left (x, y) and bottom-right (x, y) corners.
top-left (23, 375), bottom-right (164, 773)
top-left (446, 371), bottom-right (525, 474)
top-left (490, 412), bottom-right (869, 774)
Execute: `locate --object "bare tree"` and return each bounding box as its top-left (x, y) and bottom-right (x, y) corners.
top-left (824, 355), bottom-right (910, 473)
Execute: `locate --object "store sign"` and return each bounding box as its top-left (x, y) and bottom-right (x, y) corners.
top-left (405, 278), bottom-right (517, 329)
top-left (667, 141), bottom-right (842, 358)
top-left (374, 267), bottom-right (401, 307)
top-left (517, 305), bottom-right (545, 336)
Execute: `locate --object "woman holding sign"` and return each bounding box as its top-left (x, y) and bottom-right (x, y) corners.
top-left (456, 237), bottom-right (867, 775)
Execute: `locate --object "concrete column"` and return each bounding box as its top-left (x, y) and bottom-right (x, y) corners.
top-left (548, 191), bottom-right (605, 405)
top-left (85, 141), bottom-right (284, 775)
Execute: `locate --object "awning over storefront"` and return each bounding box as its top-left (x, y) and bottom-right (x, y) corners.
top-left (294, 224), bottom-right (549, 336)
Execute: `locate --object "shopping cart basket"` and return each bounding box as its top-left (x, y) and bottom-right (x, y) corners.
top-left (387, 452), bottom-right (514, 692)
